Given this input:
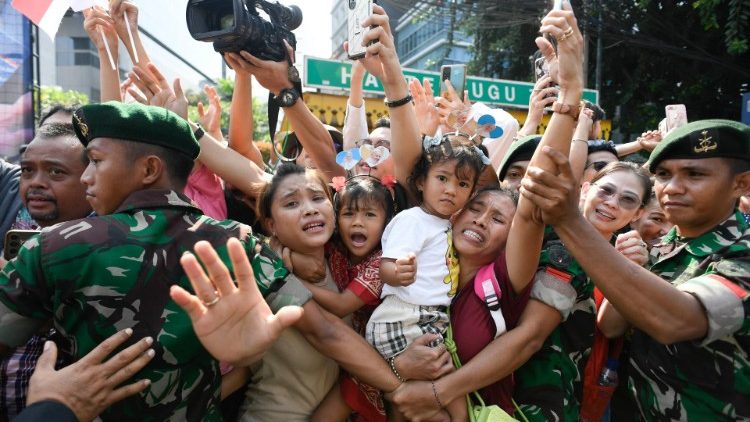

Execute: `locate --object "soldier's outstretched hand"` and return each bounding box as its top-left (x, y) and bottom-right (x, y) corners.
top-left (171, 238), bottom-right (304, 367)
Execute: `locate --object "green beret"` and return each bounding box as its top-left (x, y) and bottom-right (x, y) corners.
top-left (72, 101), bottom-right (200, 159)
top-left (497, 135), bottom-right (542, 180)
top-left (647, 119), bottom-right (750, 172)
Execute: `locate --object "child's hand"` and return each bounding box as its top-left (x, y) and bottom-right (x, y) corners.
top-left (394, 253), bottom-right (417, 286)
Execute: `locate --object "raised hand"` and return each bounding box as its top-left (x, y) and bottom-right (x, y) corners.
top-left (129, 63), bottom-right (188, 119)
top-left (359, 5), bottom-right (404, 91)
top-left (224, 40), bottom-right (295, 96)
top-left (170, 238), bottom-right (304, 367)
top-left (82, 6), bottom-right (117, 56)
top-left (637, 130), bottom-right (662, 152)
top-left (536, 2), bottom-right (584, 100)
top-left (27, 329), bottom-right (154, 422)
top-left (434, 79), bottom-right (472, 131)
top-left (520, 146), bottom-right (581, 226)
top-left (615, 230), bottom-right (649, 266)
top-left (410, 78), bottom-right (441, 136)
top-left (197, 85), bottom-right (223, 138)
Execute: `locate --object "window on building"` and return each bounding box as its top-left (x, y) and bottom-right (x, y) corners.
top-left (57, 36), bottom-right (100, 69)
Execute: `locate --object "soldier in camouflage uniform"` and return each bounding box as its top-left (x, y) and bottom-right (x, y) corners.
top-left (0, 102), bottom-right (401, 421)
top-left (513, 227), bottom-right (595, 421)
top-left (521, 119), bottom-right (750, 420)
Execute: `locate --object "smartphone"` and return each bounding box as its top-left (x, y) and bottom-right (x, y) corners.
top-left (440, 64), bottom-right (467, 101)
top-left (347, 0), bottom-right (375, 60)
top-left (3, 230), bottom-right (40, 261)
top-left (534, 56), bottom-right (549, 82)
top-left (665, 104), bottom-right (688, 134)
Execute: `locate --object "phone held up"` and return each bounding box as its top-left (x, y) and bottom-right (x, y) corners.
top-left (3, 230), bottom-right (39, 261)
top-left (665, 104), bottom-right (688, 134)
top-left (347, 0), bottom-right (376, 60)
top-left (440, 64), bottom-right (467, 102)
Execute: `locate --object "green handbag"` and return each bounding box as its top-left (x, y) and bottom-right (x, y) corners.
top-left (444, 313), bottom-right (528, 422)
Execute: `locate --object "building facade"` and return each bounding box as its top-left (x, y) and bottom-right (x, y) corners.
top-left (330, 0), bottom-right (406, 60)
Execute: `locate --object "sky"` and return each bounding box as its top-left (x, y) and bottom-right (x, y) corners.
top-left (137, 0), bottom-right (333, 97)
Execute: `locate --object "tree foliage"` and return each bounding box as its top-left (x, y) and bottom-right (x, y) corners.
top-left (457, 0), bottom-right (749, 139)
top-left (40, 85), bottom-right (89, 110)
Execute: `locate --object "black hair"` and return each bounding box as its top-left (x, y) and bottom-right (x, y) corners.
top-left (590, 161), bottom-right (653, 207)
top-left (334, 176), bottom-right (396, 226)
top-left (726, 157), bottom-right (750, 176)
top-left (121, 141), bottom-right (194, 189)
top-left (583, 101), bottom-right (605, 122)
top-left (39, 104), bottom-right (79, 126)
top-left (373, 117), bottom-right (391, 130)
top-left (471, 185), bottom-right (519, 208)
top-left (408, 138), bottom-right (485, 203)
top-left (28, 123), bottom-right (87, 165)
top-left (256, 163), bottom-right (331, 225)
top-left (587, 140), bottom-right (618, 158)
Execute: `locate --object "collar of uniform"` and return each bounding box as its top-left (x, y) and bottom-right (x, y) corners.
top-left (113, 189), bottom-right (202, 214)
top-left (659, 210), bottom-right (748, 258)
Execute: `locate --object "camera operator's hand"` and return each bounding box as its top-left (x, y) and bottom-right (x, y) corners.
top-left (129, 64), bottom-right (189, 120)
top-left (359, 5), bottom-right (406, 98)
top-left (225, 41), bottom-right (295, 96)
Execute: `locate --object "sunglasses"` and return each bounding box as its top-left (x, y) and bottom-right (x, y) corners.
top-left (355, 138), bottom-right (391, 150)
top-left (586, 161), bottom-right (610, 172)
top-left (592, 183), bottom-right (643, 210)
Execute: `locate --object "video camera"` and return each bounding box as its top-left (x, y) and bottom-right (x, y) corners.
top-left (186, 0), bottom-right (302, 62)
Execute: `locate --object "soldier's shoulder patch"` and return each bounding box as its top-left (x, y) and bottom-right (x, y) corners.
top-left (714, 258), bottom-right (750, 290)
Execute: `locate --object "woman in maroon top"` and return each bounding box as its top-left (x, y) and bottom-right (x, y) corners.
top-left (385, 186), bottom-right (532, 414)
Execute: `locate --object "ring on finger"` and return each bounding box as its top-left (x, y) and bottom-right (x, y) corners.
top-left (558, 27), bottom-right (575, 42)
top-left (202, 294), bottom-right (221, 307)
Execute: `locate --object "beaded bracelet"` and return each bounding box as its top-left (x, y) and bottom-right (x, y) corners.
top-left (388, 357), bottom-right (404, 383)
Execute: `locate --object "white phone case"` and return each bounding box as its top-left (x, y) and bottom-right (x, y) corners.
top-left (347, 0), bottom-right (373, 60)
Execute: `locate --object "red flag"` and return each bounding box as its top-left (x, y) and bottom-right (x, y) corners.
top-left (11, 0), bottom-right (71, 39)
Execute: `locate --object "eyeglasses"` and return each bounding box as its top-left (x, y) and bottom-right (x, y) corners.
top-left (355, 138), bottom-right (391, 150)
top-left (592, 183), bottom-right (643, 210)
top-left (586, 161), bottom-right (610, 172)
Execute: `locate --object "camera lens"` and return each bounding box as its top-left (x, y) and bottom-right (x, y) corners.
top-left (220, 14), bottom-right (234, 30)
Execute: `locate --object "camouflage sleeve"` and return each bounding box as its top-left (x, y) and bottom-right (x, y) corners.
top-left (244, 235), bottom-right (312, 312)
top-left (0, 234), bottom-right (50, 347)
top-left (530, 267), bottom-right (577, 320)
top-left (678, 258), bottom-right (749, 345)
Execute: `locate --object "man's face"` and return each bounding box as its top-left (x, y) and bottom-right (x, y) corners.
top-left (20, 137), bottom-right (91, 226)
top-left (80, 138), bottom-right (144, 216)
top-left (500, 160), bottom-right (530, 193)
top-left (654, 158), bottom-right (743, 238)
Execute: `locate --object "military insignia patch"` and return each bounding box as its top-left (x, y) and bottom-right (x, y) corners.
top-left (693, 130), bottom-right (717, 153)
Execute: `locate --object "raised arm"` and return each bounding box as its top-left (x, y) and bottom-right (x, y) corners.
top-left (223, 56), bottom-right (266, 168)
top-left (343, 60), bottom-right (370, 151)
top-left (517, 75), bottom-right (558, 137)
top-left (359, 5), bottom-right (422, 187)
top-left (506, 3), bottom-right (584, 293)
top-left (224, 46), bottom-right (345, 180)
top-left (521, 147), bottom-right (710, 344)
top-left (82, 7), bottom-right (121, 102)
top-left (109, 0), bottom-right (151, 67)
top-left (569, 108), bottom-right (594, 182)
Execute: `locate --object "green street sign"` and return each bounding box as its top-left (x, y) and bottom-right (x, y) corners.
top-left (304, 56), bottom-right (599, 108)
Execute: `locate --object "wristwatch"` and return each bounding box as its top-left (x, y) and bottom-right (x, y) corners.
top-left (274, 87), bottom-right (300, 108)
top-left (288, 66), bottom-right (301, 84)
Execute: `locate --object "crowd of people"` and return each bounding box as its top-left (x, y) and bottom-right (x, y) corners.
top-left (0, 1), bottom-right (748, 421)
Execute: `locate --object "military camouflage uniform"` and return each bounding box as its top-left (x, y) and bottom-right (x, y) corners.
top-left (628, 210), bottom-right (750, 421)
top-left (514, 228), bottom-right (596, 421)
top-left (0, 190), bottom-right (311, 421)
